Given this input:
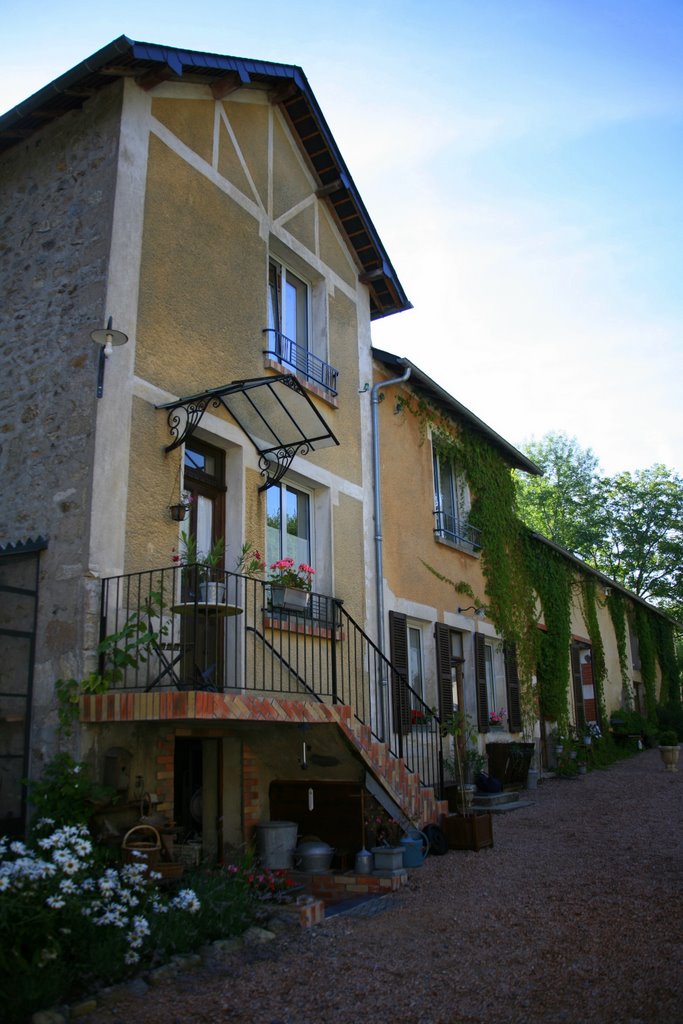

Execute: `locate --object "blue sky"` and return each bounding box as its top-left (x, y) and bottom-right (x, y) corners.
top-left (3, 0), bottom-right (682, 475)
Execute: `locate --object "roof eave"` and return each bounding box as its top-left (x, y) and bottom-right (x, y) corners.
top-left (372, 348), bottom-right (542, 476)
top-left (0, 36), bottom-right (410, 320)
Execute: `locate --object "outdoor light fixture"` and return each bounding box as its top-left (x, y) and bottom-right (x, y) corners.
top-left (457, 605), bottom-right (486, 618)
top-left (91, 316), bottom-right (128, 398)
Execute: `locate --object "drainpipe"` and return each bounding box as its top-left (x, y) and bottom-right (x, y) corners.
top-left (371, 363), bottom-right (411, 741)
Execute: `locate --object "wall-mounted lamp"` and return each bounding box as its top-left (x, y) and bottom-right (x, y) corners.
top-left (91, 316), bottom-right (128, 398)
top-left (457, 605), bottom-right (486, 618)
top-left (604, 586), bottom-right (612, 597)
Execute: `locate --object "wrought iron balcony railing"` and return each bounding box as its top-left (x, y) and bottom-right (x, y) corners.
top-left (433, 510), bottom-right (482, 550)
top-left (262, 329), bottom-right (339, 395)
top-left (99, 564), bottom-right (443, 795)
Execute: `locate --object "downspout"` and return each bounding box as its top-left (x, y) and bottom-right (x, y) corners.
top-left (371, 364), bottom-right (411, 741)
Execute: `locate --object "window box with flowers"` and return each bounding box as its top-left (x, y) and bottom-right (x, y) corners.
top-left (489, 708), bottom-right (506, 731)
top-left (268, 558), bottom-right (315, 612)
top-left (410, 708), bottom-right (433, 731)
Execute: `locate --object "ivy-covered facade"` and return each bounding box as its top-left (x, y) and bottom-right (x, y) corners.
top-left (373, 348), bottom-right (680, 772)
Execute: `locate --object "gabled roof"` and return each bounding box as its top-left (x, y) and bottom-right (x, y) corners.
top-left (372, 347), bottom-right (542, 476)
top-left (0, 35), bottom-right (410, 321)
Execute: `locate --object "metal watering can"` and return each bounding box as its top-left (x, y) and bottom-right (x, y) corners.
top-left (399, 829), bottom-right (430, 867)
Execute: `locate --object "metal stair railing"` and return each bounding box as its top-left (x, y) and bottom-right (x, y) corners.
top-left (99, 566), bottom-right (444, 796)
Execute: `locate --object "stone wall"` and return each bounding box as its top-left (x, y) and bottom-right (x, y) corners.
top-left (0, 82), bottom-right (123, 766)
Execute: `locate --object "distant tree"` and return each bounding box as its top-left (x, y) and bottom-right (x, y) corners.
top-left (592, 466), bottom-right (683, 613)
top-left (513, 433), bottom-right (605, 557)
top-left (515, 435), bottom-right (683, 618)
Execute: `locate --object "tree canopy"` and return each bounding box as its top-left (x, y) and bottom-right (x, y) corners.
top-left (514, 434), bottom-right (683, 619)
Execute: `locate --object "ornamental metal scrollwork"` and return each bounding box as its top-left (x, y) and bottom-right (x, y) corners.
top-left (258, 441), bottom-right (312, 491)
top-left (165, 398), bottom-right (212, 452)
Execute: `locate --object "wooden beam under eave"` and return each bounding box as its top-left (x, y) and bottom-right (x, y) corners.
top-left (268, 81), bottom-right (299, 104)
top-left (210, 73), bottom-right (243, 99)
top-left (359, 267), bottom-right (384, 284)
top-left (316, 180), bottom-right (344, 198)
top-left (135, 65), bottom-right (176, 92)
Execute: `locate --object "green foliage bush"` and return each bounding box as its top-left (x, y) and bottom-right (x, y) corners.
top-left (656, 701), bottom-right (683, 741)
top-left (0, 821), bottom-right (288, 1022)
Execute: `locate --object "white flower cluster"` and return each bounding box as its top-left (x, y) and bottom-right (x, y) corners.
top-left (1, 822), bottom-right (201, 970)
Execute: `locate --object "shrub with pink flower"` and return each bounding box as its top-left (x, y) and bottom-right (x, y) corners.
top-left (268, 557), bottom-right (315, 591)
top-left (489, 708), bottom-right (506, 726)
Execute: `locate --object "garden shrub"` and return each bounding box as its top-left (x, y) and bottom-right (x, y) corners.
top-left (0, 821), bottom-right (284, 1022)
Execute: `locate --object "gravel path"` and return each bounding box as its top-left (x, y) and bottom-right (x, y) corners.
top-left (83, 749), bottom-right (682, 1024)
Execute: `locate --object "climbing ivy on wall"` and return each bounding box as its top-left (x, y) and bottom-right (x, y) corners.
top-left (633, 604), bottom-right (658, 724)
top-left (580, 576), bottom-right (608, 726)
top-left (650, 614), bottom-right (681, 706)
top-left (397, 390), bottom-right (678, 731)
top-left (397, 395), bottom-right (535, 647)
top-left (606, 591), bottom-right (634, 709)
top-left (523, 537), bottom-right (573, 730)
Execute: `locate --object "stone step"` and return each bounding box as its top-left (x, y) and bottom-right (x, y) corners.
top-left (470, 791), bottom-right (535, 814)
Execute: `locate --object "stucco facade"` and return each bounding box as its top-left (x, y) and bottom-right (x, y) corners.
top-left (0, 40), bottom-right (424, 847)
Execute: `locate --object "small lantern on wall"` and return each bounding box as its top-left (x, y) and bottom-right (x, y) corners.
top-left (169, 503), bottom-right (188, 521)
top-left (168, 491), bottom-right (192, 522)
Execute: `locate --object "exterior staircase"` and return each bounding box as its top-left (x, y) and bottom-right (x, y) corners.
top-left (336, 713), bottom-right (448, 828)
top-left (80, 689), bottom-right (447, 829)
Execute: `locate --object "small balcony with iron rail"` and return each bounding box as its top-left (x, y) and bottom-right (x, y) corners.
top-left (433, 509), bottom-right (482, 552)
top-left (262, 329), bottom-right (339, 396)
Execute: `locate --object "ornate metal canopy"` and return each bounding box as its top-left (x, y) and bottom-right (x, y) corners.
top-left (157, 375), bottom-right (339, 490)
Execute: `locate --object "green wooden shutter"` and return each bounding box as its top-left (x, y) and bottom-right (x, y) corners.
top-left (504, 641), bottom-right (522, 732)
top-left (570, 643), bottom-right (586, 729)
top-left (474, 632), bottom-right (489, 732)
top-left (434, 622), bottom-right (454, 723)
top-left (389, 611), bottom-right (411, 735)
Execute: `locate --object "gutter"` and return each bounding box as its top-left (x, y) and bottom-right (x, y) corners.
top-left (371, 364), bottom-right (411, 741)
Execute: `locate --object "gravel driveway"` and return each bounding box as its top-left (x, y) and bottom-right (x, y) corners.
top-left (83, 748), bottom-right (682, 1024)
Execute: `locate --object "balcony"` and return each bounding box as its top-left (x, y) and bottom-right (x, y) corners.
top-left (262, 329), bottom-right (339, 395)
top-left (433, 510), bottom-right (482, 551)
top-left (95, 564), bottom-right (443, 794)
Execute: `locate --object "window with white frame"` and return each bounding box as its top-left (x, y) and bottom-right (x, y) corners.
top-left (432, 448), bottom-right (479, 549)
top-left (265, 255), bottom-right (338, 394)
top-left (268, 258), bottom-right (309, 359)
top-left (266, 482), bottom-right (312, 571)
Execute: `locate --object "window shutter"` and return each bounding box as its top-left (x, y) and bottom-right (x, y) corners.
top-left (570, 643), bottom-right (586, 729)
top-left (504, 641), bottom-right (522, 732)
top-left (434, 622), bottom-right (454, 723)
top-left (389, 611), bottom-right (411, 735)
top-left (474, 632), bottom-right (489, 732)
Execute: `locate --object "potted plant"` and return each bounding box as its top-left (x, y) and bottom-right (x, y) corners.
top-left (268, 557), bottom-right (315, 611)
top-left (658, 730), bottom-right (680, 772)
top-left (440, 711), bottom-right (494, 851)
top-left (173, 530), bottom-right (226, 602)
top-left (364, 808), bottom-right (404, 871)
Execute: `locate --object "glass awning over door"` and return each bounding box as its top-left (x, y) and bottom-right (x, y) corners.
top-left (157, 374), bottom-right (339, 490)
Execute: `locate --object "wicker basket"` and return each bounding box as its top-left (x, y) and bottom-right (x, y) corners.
top-left (121, 825), bottom-right (162, 870)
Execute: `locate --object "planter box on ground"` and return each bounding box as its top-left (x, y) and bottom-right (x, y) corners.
top-left (441, 812), bottom-right (493, 851)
